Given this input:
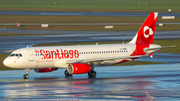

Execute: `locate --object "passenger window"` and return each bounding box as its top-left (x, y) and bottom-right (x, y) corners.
top-left (19, 54), bottom-right (22, 57)
top-left (15, 54), bottom-right (19, 57)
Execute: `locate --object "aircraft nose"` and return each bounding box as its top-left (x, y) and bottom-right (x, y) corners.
top-left (3, 58), bottom-right (10, 67)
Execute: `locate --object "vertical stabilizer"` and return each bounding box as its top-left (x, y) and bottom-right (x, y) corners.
top-left (129, 12), bottom-right (158, 45)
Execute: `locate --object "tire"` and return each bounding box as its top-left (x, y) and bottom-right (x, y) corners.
top-left (88, 71), bottom-right (96, 78)
top-left (23, 74), bottom-right (29, 79)
top-left (64, 70), bottom-right (72, 76)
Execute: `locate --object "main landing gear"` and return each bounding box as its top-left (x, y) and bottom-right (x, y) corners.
top-left (88, 70), bottom-right (96, 78)
top-left (23, 68), bottom-right (29, 79)
top-left (64, 65), bottom-right (96, 78)
top-left (64, 70), bottom-right (72, 77)
top-left (88, 65), bottom-right (96, 78)
top-left (64, 69), bottom-right (96, 78)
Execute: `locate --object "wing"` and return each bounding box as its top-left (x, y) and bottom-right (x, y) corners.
top-left (66, 55), bottom-right (142, 64)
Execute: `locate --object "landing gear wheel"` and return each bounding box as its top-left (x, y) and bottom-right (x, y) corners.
top-left (23, 74), bottom-right (29, 79)
top-left (88, 71), bottom-right (96, 78)
top-left (64, 70), bottom-right (72, 77)
top-left (23, 68), bottom-right (29, 79)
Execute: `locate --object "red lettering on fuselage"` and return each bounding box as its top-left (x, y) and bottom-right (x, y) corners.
top-left (39, 49), bottom-right (79, 60)
top-left (40, 49), bottom-right (46, 59)
top-left (74, 50), bottom-right (79, 58)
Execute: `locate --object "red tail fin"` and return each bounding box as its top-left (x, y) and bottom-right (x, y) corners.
top-left (129, 12), bottom-right (158, 44)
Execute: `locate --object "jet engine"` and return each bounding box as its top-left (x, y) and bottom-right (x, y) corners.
top-left (34, 68), bottom-right (58, 73)
top-left (67, 63), bottom-right (91, 74)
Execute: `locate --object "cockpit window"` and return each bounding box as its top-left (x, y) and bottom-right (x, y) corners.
top-left (10, 54), bottom-right (15, 57)
top-left (10, 53), bottom-right (22, 57)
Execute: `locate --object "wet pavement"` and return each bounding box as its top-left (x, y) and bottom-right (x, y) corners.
top-left (0, 63), bottom-right (180, 100)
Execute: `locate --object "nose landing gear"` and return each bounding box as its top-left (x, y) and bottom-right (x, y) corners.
top-left (23, 68), bottom-right (29, 79)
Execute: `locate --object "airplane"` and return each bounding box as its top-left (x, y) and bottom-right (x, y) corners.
top-left (3, 12), bottom-right (161, 79)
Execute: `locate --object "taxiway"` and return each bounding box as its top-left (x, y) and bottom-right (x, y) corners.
top-left (0, 63), bottom-right (180, 100)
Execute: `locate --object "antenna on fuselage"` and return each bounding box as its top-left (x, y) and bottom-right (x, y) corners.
top-left (27, 45), bottom-right (29, 48)
top-left (96, 42), bottom-right (98, 45)
top-left (123, 39), bottom-right (124, 44)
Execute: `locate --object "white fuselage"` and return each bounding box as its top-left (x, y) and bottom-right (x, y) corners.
top-left (3, 43), bottom-right (136, 69)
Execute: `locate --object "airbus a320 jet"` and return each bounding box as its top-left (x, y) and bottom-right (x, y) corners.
top-left (3, 12), bottom-right (161, 79)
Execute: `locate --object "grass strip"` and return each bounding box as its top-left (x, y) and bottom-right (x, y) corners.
top-left (0, 33), bottom-right (60, 36)
top-left (0, 15), bottom-right (180, 23)
top-left (0, 15), bottom-right (179, 31)
top-left (1, 25), bottom-right (180, 32)
top-left (0, 0), bottom-right (180, 12)
top-left (114, 60), bottom-right (164, 66)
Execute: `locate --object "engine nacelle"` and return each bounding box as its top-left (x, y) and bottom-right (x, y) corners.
top-left (34, 68), bottom-right (58, 73)
top-left (67, 63), bottom-right (91, 74)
